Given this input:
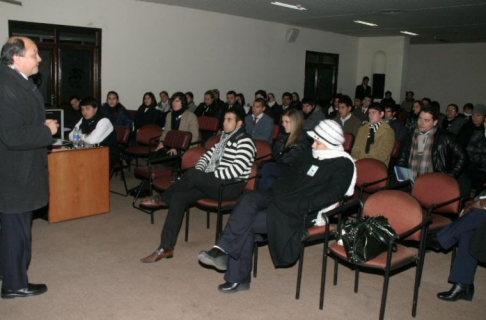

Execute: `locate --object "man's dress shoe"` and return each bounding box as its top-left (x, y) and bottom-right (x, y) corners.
top-left (1, 283), bottom-right (47, 299)
top-left (437, 283), bottom-right (474, 302)
top-left (140, 248), bottom-right (174, 263)
top-left (218, 281), bottom-right (250, 294)
top-left (198, 248), bottom-right (228, 271)
top-left (425, 233), bottom-right (443, 251)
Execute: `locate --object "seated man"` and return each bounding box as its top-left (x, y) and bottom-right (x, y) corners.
top-left (245, 98), bottom-right (274, 143)
top-left (380, 90), bottom-right (396, 108)
top-left (396, 106), bottom-right (467, 180)
top-left (219, 90), bottom-right (245, 129)
top-left (68, 96), bottom-right (119, 167)
top-left (198, 120), bottom-right (356, 293)
top-left (442, 103), bottom-right (467, 135)
top-left (333, 94), bottom-right (362, 138)
top-left (139, 110), bottom-right (256, 262)
top-left (300, 97), bottom-right (325, 131)
top-left (351, 103), bottom-right (395, 167)
top-left (384, 105), bottom-right (406, 142)
top-left (427, 191), bottom-right (486, 302)
top-left (353, 94), bottom-right (372, 123)
top-left (65, 95), bottom-right (82, 130)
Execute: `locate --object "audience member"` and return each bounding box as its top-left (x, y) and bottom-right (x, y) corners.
top-left (401, 91), bottom-right (415, 112)
top-left (194, 90), bottom-right (219, 118)
top-left (138, 109), bottom-right (256, 263)
top-left (274, 92), bottom-right (293, 124)
top-left (432, 100), bottom-right (447, 128)
top-left (134, 92), bottom-right (163, 130)
top-left (236, 93), bottom-right (251, 115)
top-left (405, 100), bottom-right (423, 137)
top-left (197, 120), bottom-right (356, 293)
top-left (101, 91), bottom-right (133, 129)
top-left (157, 91), bottom-right (170, 113)
top-left (353, 97), bottom-right (362, 111)
top-left (327, 94), bottom-right (342, 119)
top-left (185, 91), bottom-right (197, 113)
top-left (69, 96), bottom-right (119, 166)
top-left (396, 106), bottom-right (466, 180)
top-left (213, 89), bottom-right (225, 111)
top-left (65, 95), bottom-right (82, 130)
top-left (443, 104), bottom-right (467, 135)
top-left (381, 90), bottom-right (396, 108)
top-left (351, 103), bottom-right (395, 166)
top-left (258, 109), bottom-right (310, 189)
top-left (156, 92), bottom-right (199, 156)
top-left (291, 92), bottom-right (302, 110)
top-left (300, 97), bottom-right (325, 131)
top-left (461, 103), bottom-right (474, 121)
top-left (422, 97), bottom-right (432, 107)
top-left (384, 105), bottom-right (406, 141)
top-left (333, 95), bottom-right (361, 138)
top-left (427, 191), bottom-right (486, 302)
top-left (354, 94), bottom-right (372, 123)
top-left (355, 76), bottom-right (371, 100)
top-left (220, 90), bottom-right (245, 128)
top-left (267, 92), bottom-right (279, 109)
top-left (245, 98), bottom-right (274, 143)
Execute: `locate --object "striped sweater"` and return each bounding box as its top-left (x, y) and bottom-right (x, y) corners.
top-left (195, 128), bottom-right (256, 180)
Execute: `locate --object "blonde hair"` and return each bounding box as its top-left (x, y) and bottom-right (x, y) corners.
top-left (282, 109), bottom-right (303, 147)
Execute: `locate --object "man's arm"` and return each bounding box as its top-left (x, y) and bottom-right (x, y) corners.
top-left (195, 146), bottom-right (213, 171)
top-left (83, 118), bottom-right (113, 144)
top-left (214, 137), bottom-right (255, 180)
top-left (449, 136), bottom-right (468, 178)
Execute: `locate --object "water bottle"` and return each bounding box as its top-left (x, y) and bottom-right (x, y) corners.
top-left (73, 126), bottom-right (80, 148)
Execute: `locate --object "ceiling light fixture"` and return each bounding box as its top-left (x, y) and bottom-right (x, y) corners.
top-left (401, 31), bottom-right (419, 36)
top-left (354, 20), bottom-right (378, 27)
top-left (271, 2), bottom-right (306, 11)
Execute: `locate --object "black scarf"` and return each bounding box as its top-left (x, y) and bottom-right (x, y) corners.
top-left (79, 109), bottom-right (107, 135)
top-left (171, 109), bottom-right (185, 131)
top-left (365, 121), bottom-right (382, 153)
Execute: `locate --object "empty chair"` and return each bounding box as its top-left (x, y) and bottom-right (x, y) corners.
top-left (123, 124), bottom-right (162, 167)
top-left (110, 125), bottom-right (131, 196)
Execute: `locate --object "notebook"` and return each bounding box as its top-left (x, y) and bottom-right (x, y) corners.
top-left (394, 166), bottom-right (415, 183)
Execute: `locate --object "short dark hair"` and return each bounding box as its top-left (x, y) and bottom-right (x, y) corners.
top-left (363, 94), bottom-right (373, 101)
top-left (159, 91), bottom-right (168, 96)
top-left (227, 90), bottom-right (236, 96)
top-left (282, 92), bottom-right (292, 100)
top-left (185, 91), bottom-right (194, 99)
top-left (431, 101), bottom-right (441, 112)
top-left (204, 90), bottom-right (215, 100)
top-left (236, 93), bottom-right (246, 106)
top-left (339, 95), bottom-right (353, 107)
top-left (369, 102), bottom-right (385, 114)
top-left (385, 91), bottom-right (392, 96)
top-left (407, 91), bottom-right (414, 96)
top-left (421, 105), bottom-right (439, 121)
top-left (422, 97), bottom-right (432, 105)
top-left (463, 103), bottom-right (474, 111)
top-left (69, 95), bottom-right (80, 102)
top-left (384, 105), bottom-right (396, 113)
top-left (301, 97), bottom-right (315, 106)
top-left (447, 104), bottom-right (459, 113)
top-left (79, 96), bottom-right (99, 109)
top-left (1, 37), bottom-right (26, 65)
top-left (255, 89), bottom-right (267, 99)
top-left (170, 92), bottom-right (188, 110)
top-left (363, 76), bottom-right (369, 81)
top-left (254, 97), bottom-right (267, 109)
top-left (225, 109), bottom-right (242, 123)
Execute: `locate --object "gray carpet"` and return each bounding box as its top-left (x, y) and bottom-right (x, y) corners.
top-left (1, 174), bottom-right (484, 320)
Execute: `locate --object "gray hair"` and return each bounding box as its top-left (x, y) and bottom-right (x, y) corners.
top-left (1, 37), bottom-right (26, 65)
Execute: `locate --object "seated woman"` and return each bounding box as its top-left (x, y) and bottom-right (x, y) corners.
top-left (101, 91), bottom-right (133, 129)
top-left (69, 96), bottom-right (119, 167)
top-left (258, 108), bottom-right (310, 190)
top-left (291, 91), bottom-right (302, 110)
top-left (236, 93), bottom-right (251, 116)
top-left (134, 92), bottom-right (163, 131)
top-left (194, 90), bottom-right (219, 118)
top-left (428, 190), bottom-right (486, 302)
top-left (155, 92), bottom-right (199, 156)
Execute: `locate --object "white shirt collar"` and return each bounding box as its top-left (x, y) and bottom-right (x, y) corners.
top-left (341, 113), bottom-right (352, 122)
top-left (9, 65), bottom-right (28, 80)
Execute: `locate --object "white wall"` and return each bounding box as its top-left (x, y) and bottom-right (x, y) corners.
top-left (0, 0), bottom-right (359, 109)
top-left (356, 36), bottom-right (410, 102)
top-left (406, 43), bottom-right (486, 108)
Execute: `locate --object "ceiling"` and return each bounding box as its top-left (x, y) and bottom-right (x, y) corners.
top-left (139, 0), bottom-right (486, 44)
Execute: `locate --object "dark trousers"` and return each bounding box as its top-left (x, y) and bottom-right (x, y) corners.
top-left (437, 209), bottom-right (486, 285)
top-left (257, 162), bottom-right (284, 190)
top-left (0, 212), bottom-right (33, 291)
top-left (159, 168), bottom-right (244, 250)
top-left (216, 191), bottom-right (269, 284)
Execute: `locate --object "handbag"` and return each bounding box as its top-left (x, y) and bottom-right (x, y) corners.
top-left (340, 215), bottom-right (397, 263)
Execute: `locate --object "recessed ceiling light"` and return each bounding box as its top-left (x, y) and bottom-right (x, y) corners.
top-left (354, 20), bottom-right (378, 27)
top-left (271, 2), bottom-right (307, 11)
top-left (401, 31), bottom-right (419, 36)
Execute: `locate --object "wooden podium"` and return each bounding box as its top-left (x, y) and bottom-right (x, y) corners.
top-left (47, 147), bottom-right (110, 223)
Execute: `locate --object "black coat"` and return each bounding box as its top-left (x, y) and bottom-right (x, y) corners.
top-left (396, 128), bottom-right (467, 178)
top-left (134, 105), bottom-right (163, 130)
top-left (272, 132), bottom-right (310, 165)
top-left (266, 150), bottom-right (354, 266)
top-left (355, 84), bottom-right (371, 100)
top-left (0, 64), bottom-right (53, 214)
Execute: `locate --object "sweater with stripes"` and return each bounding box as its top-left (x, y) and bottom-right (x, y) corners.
top-left (195, 127), bottom-right (256, 180)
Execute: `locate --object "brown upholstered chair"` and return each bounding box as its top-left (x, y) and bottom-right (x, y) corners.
top-left (388, 139), bottom-right (402, 170)
top-left (272, 124), bottom-right (280, 141)
top-left (123, 124), bottom-right (162, 167)
top-left (322, 191), bottom-right (429, 320)
top-left (197, 116), bottom-right (220, 145)
top-left (204, 134), bottom-right (221, 150)
top-left (110, 125), bottom-right (131, 196)
top-left (253, 139), bottom-right (272, 168)
top-left (352, 158), bottom-right (389, 203)
top-left (343, 133), bottom-right (355, 154)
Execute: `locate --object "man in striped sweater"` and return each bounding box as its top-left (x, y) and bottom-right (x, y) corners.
top-left (139, 109), bottom-right (256, 263)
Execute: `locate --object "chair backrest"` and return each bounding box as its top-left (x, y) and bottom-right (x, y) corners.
top-left (253, 139), bottom-right (272, 167)
top-left (343, 133), bottom-right (355, 153)
top-left (272, 124), bottom-right (280, 141)
top-left (114, 125), bottom-right (131, 145)
top-left (412, 172), bottom-right (461, 214)
top-left (355, 158), bottom-right (388, 193)
top-left (163, 130), bottom-right (192, 151)
top-left (198, 116), bottom-right (219, 132)
top-left (390, 140), bottom-right (401, 159)
top-left (137, 124), bottom-right (162, 145)
top-left (244, 164), bottom-right (259, 192)
top-left (205, 134), bottom-right (221, 150)
top-left (181, 146), bottom-right (206, 170)
top-left (363, 190), bottom-right (423, 241)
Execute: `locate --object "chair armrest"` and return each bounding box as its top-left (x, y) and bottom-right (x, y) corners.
top-left (427, 196), bottom-right (464, 217)
top-left (255, 153), bottom-right (272, 163)
top-left (396, 215), bottom-right (431, 240)
top-left (378, 179), bottom-right (412, 191)
top-left (361, 176), bottom-right (389, 189)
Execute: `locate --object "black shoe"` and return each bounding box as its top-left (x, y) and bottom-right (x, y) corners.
top-left (1, 283), bottom-right (48, 299)
top-left (426, 233), bottom-right (443, 251)
top-left (218, 281), bottom-right (250, 294)
top-left (198, 247), bottom-right (228, 271)
top-left (437, 283), bottom-right (474, 302)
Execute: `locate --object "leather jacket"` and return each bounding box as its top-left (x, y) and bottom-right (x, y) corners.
top-left (396, 128), bottom-right (467, 178)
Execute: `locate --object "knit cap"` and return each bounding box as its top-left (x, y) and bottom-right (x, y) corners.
top-left (307, 120), bottom-right (345, 150)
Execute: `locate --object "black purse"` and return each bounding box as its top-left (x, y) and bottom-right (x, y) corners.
top-left (340, 215), bottom-right (397, 263)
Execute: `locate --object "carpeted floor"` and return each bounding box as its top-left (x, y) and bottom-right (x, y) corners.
top-left (1, 173), bottom-right (484, 320)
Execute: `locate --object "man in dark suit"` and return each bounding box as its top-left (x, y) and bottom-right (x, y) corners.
top-left (0, 37), bottom-right (58, 299)
top-left (219, 90), bottom-right (245, 129)
top-left (245, 98), bottom-right (274, 144)
top-left (355, 76), bottom-right (372, 100)
top-left (273, 92), bottom-right (293, 125)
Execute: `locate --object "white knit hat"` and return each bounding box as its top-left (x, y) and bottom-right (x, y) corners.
top-left (307, 120), bottom-right (345, 150)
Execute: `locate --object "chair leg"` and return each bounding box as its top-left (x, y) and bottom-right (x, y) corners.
top-left (150, 209), bottom-right (154, 224)
top-left (185, 209), bottom-right (190, 242)
top-left (253, 243), bottom-right (258, 278)
top-left (319, 236), bottom-right (330, 310)
top-left (206, 211), bottom-right (210, 229)
top-left (333, 257), bottom-right (339, 285)
top-left (354, 269), bottom-right (360, 293)
top-left (379, 269), bottom-right (391, 320)
top-left (295, 243), bottom-right (305, 300)
top-left (132, 179), bottom-right (147, 206)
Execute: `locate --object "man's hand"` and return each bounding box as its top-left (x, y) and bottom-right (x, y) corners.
top-left (45, 119), bottom-right (59, 135)
top-left (155, 142), bottom-right (164, 151)
top-left (167, 148), bottom-right (177, 156)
